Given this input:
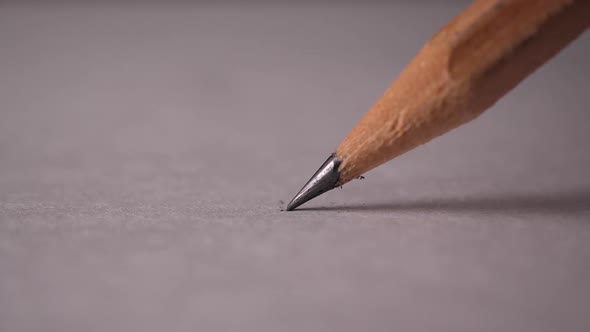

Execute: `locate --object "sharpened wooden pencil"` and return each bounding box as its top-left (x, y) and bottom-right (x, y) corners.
top-left (286, 0), bottom-right (590, 211)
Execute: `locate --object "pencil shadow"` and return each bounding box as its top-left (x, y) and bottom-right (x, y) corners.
top-left (298, 189), bottom-right (590, 215)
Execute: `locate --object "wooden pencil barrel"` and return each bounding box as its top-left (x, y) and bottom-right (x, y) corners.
top-left (336, 0), bottom-right (590, 185)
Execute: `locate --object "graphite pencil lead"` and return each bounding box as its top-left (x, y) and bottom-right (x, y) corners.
top-left (285, 153), bottom-right (342, 211)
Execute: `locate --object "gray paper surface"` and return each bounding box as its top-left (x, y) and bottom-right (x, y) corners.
top-left (1, 3), bottom-right (589, 332)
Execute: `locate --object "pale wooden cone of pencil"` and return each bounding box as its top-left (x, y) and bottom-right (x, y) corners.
top-left (336, 0), bottom-right (590, 184)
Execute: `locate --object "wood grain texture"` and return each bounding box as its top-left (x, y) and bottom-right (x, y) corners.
top-left (336, 0), bottom-right (590, 185)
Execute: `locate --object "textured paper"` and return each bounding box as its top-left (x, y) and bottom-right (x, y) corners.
top-left (1, 3), bottom-right (589, 332)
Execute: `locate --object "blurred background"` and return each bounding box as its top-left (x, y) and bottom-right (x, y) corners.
top-left (1, 1), bottom-right (589, 331)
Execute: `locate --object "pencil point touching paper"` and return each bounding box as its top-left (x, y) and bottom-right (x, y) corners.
top-left (285, 154), bottom-right (341, 211)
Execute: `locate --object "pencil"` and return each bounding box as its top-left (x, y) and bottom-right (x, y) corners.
top-left (286, 0), bottom-right (590, 211)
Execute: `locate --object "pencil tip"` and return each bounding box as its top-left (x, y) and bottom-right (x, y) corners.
top-left (286, 153), bottom-right (341, 211)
